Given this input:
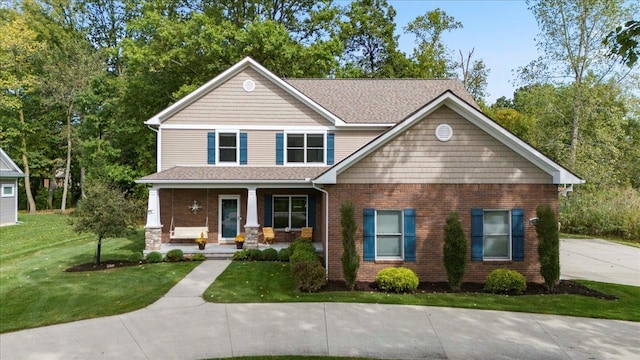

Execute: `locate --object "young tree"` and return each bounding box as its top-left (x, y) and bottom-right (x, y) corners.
top-left (71, 181), bottom-right (138, 266)
top-left (536, 203), bottom-right (560, 291)
top-left (340, 200), bottom-right (359, 291)
top-left (443, 211), bottom-right (467, 291)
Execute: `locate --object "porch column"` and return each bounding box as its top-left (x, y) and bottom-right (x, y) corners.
top-left (144, 186), bottom-right (163, 250)
top-left (244, 186), bottom-right (260, 247)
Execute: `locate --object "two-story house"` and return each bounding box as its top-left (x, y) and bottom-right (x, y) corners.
top-left (138, 57), bottom-right (583, 283)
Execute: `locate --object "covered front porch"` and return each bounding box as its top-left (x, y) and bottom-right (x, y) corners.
top-left (143, 242), bottom-right (324, 260)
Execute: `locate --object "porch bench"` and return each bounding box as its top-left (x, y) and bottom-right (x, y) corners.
top-left (170, 227), bottom-right (209, 240)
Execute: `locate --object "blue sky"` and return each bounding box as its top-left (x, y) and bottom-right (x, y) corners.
top-left (368, 0), bottom-right (540, 103)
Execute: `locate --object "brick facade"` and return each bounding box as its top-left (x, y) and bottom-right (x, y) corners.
top-left (325, 183), bottom-right (558, 283)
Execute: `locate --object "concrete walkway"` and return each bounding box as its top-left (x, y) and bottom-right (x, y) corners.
top-left (2, 259), bottom-right (639, 360)
top-left (560, 238), bottom-right (640, 286)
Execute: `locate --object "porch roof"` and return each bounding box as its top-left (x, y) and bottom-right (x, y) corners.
top-left (137, 166), bottom-right (328, 183)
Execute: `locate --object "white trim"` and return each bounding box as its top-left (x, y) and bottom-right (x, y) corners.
top-left (2, 183), bottom-right (14, 197)
top-left (0, 148), bottom-right (24, 175)
top-left (374, 209), bottom-right (404, 261)
top-left (284, 131), bottom-right (327, 165)
top-left (315, 92), bottom-right (584, 185)
top-left (160, 124), bottom-right (338, 131)
top-left (145, 57), bottom-right (345, 126)
top-left (218, 195), bottom-right (241, 242)
top-left (217, 131), bottom-right (240, 165)
top-left (482, 209), bottom-right (512, 261)
top-left (137, 182), bottom-right (315, 189)
top-left (157, 128), bottom-right (162, 172)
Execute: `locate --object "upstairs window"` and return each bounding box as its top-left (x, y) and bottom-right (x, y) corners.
top-left (218, 133), bottom-right (237, 163)
top-left (286, 134), bottom-right (324, 164)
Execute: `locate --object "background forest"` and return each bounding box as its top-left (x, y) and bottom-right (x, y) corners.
top-left (1, 0), bottom-right (638, 239)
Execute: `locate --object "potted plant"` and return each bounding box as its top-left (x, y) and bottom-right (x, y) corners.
top-left (235, 233), bottom-right (245, 249)
top-left (196, 232), bottom-right (206, 250)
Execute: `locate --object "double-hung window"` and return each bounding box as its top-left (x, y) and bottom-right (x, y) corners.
top-left (273, 195), bottom-right (307, 229)
top-left (286, 133), bottom-right (324, 164)
top-left (471, 208), bottom-right (525, 261)
top-left (376, 210), bottom-right (403, 259)
top-left (2, 184), bottom-right (14, 197)
top-left (218, 133), bottom-right (238, 163)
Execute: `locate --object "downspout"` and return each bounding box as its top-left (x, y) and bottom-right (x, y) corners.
top-left (311, 180), bottom-right (330, 279)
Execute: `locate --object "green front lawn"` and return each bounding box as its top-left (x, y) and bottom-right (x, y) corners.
top-left (0, 214), bottom-right (198, 333)
top-left (204, 261), bottom-right (640, 322)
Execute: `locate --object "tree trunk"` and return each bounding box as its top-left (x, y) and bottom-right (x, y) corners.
top-left (80, 166), bottom-right (86, 199)
top-left (61, 106), bottom-right (72, 211)
top-left (569, 83), bottom-right (582, 168)
top-left (19, 108), bottom-right (36, 214)
top-left (95, 236), bottom-right (102, 266)
top-left (47, 174), bottom-right (55, 209)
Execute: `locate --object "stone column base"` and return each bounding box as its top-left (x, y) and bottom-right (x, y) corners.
top-left (244, 226), bottom-right (260, 249)
top-left (145, 226), bottom-right (163, 250)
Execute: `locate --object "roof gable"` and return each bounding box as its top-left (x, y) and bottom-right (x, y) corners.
top-left (315, 91), bottom-right (584, 185)
top-left (145, 57), bottom-right (344, 126)
top-left (0, 148), bottom-right (25, 178)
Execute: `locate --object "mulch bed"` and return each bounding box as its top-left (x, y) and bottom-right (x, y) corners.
top-left (324, 280), bottom-right (617, 300)
top-left (65, 260), bottom-right (143, 272)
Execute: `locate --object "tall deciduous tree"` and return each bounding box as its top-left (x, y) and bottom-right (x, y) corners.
top-left (457, 48), bottom-right (490, 103)
top-left (0, 15), bottom-right (46, 213)
top-left (523, 0), bottom-right (636, 167)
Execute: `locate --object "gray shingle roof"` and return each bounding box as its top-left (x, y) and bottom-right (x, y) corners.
top-left (285, 78), bottom-right (477, 124)
top-left (139, 166), bottom-right (328, 182)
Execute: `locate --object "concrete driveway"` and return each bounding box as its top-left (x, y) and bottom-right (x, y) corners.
top-left (561, 238), bottom-right (640, 286)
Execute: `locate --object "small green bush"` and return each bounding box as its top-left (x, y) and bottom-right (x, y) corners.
top-left (191, 253), bottom-right (206, 261)
top-left (290, 249), bottom-right (318, 265)
top-left (146, 251), bottom-right (163, 263)
top-left (289, 237), bottom-right (313, 253)
top-left (376, 267), bottom-right (419, 293)
top-left (246, 249), bottom-right (262, 261)
top-left (261, 248), bottom-right (278, 261)
top-left (278, 247), bottom-right (293, 262)
top-left (164, 249), bottom-right (184, 262)
top-left (292, 261), bottom-right (327, 292)
top-left (484, 269), bottom-right (527, 295)
top-left (233, 249), bottom-right (249, 261)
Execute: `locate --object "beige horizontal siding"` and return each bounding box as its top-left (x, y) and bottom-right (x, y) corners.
top-left (246, 130), bottom-right (275, 166)
top-left (338, 106), bottom-right (552, 184)
top-left (334, 130), bottom-right (381, 163)
top-left (161, 129), bottom-right (208, 170)
top-left (164, 68), bottom-right (332, 126)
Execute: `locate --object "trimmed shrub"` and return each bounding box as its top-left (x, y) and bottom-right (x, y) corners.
top-left (191, 253), bottom-right (206, 261)
top-left (164, 249), bottom-right (184, 262)
top-left (233, 249), bottom-right (249, 261)
top-left (376, 267), bottom-right (419, 293)
top-left (443, 211), bottom-right (468, 291)
top-left (278, 247), bottom-right (293, 262)
top-left (341, 201), bottom-right (359, 291)
top-left (246, 249), bottom-right (262, 261)
top-left (146, 251), bottom-right (163, 263)
top-left (290, 249), bottom-right (318, 265)
top-left (537, 203), bottom-right (560, 291)
top-left (289, 237), bottom-right (313, 253)
top-left (261, 248), bottom-right (279, 261)
top-left (485, 269), bottom-right (527, 295)
top-left (292, 261), bottom-right (327, 292)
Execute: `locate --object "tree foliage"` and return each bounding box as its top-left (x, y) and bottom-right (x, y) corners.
top-left (443, 211), bottom-right (467, 291)
top-left (340, 200), bottom-right (359, 291)
top-left (70, 180), bottom-right (138, 265)
top-left (605, 19), bottom-right (640, 67)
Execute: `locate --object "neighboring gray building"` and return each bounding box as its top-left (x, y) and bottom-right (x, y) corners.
top-left (0, 148), bottom-right (24, 226)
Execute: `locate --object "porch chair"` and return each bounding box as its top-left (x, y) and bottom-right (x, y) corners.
top-left (300, 227), bottom-right (313, 240)
top-left (261, 227), bottom-right (275, 245)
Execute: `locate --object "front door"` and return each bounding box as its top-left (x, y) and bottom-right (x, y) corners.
top-left (219, 195), bottom-right (240, 241)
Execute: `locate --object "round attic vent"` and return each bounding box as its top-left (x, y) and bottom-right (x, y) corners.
top-left (243, 79), bottom-right (255, 92)
top-left (435, 124), bottom-right (453, 142)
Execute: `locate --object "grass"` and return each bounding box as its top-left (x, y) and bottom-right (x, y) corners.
top-left (0, 214), bottom-right (198, 333)
top-left (204, 261), bottom-right (640, 322)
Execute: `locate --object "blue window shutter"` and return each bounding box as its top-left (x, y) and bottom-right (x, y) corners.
top-left (363, 208), bottom-right (375, 261)
top-left (239, 132), bottom-right (248, 165)
top-left (264, 194), bottom-right (273, 227)
top-left (471, 209), bottom-right (484, 261)
top-left (307, 194), bottom-right (316, 228)
top-left (512, 208), bottom-right (525, 261)
top-left (327, 133), bottom-right (335, 165)
top-left (207, 132), bottom-right (216, 164)
top-left (276, 133), bottom-right (284, 165)
top-left (403, 209), bottom-right (416, 261)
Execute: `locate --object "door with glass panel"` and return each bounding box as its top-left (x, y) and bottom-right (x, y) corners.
top-left (219, 195), bottom-right (240, 241)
